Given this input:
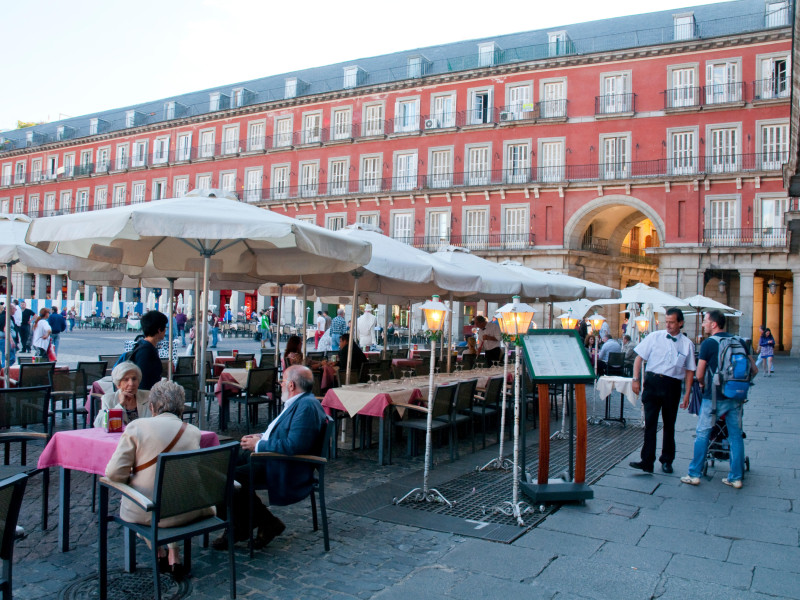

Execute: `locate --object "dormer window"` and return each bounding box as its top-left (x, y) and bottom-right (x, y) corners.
top-left (343, 66), bottom-right (366, 89)
top-left (56, 126), bottom-right (74, 141)
top-left (231, 88), bottom-right (254, 107)
top-left (674, 13), bottom-right (695, 40)
top-left (89, 118), bottom-right (109, 135)
top-left (766, 0), bottom-right (790, 26)
top-left (125, 111), bottom-right (144, 128)
top-left (478, 42), bottom-right (500, 67)
top-left (209, 92), bottom-right (230, 112)
top-left (548, 31), bottom-right (572, 56)
top-left (285, 78), bottom-right (298, 99)
top-left (407, 55), bottom-right (431, 78)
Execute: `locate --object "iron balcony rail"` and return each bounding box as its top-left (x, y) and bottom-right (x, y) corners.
top-left (702, 227), bottom-right (789, 247)
top-left (664, 80), bottom-right (789, 108)
top-left (752, 77), bottom-right (790, 101)
top-left (595, 93), bottom-right (636, 115)
top-left (1, 8), bottom-right (790, 155)
top-left (408, 233), bottom-right (536, 252)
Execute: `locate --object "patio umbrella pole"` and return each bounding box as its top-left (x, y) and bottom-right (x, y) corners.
top-left (167, 277), bottom-right (175, 379)
top-left (301, 285), bottom-right (307, 362)
top-left (446, 293), bottom-right (453, 374)
top-left (3, 262), bottom-right (14, 388)
top-left (407, 302), bottom-right (412, 355)
top-left (197, 253), bottom-right (210, 430)
top-left (345, 273), bottom-right (360, 385)
top-left (479, 338), bottom-right (512, 471)
top-left (394, 335), bottom-right (452, 507)
top-left (275, 284), bottom-right (284, 368)
top-left (382, 303), bottom-right (389, 359)
top-left (194, 274), bottom-right (200, 363)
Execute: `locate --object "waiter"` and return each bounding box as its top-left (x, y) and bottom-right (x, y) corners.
top-left (629, 308), bottom-right (695, 474)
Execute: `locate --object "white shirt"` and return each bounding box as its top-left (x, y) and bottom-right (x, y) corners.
top-left (261, 392), bottom-right (302, 443)
top-left (316, 315), bottom-right (326, 332)
top-left (634, 330), bottom-right (696, 379)
top-left (357, 312), bottom-right (376, 345)
top-left (479, 320), bottom-right (502, 352)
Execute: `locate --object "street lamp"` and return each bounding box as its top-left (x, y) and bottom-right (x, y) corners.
top-left (395, 295), bottom-right (450, 506)
top-left (587, 312), bottom-right (605, 373)
top-left (768, 276), bottom-right (779, 295)
top-left (486, 296), bottom-right (535, 525)
top-left (635, 314), bottom-right (650, 334)
top-left (557, 312), bottom-right (579, 330)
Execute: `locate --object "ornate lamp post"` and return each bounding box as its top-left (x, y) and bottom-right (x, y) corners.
top-left (635, 314), bottom-right (650, 335)
top-left (586, 312), bottom-right (606, 425)
top-left (558, 312), bottom-right (579, 330)
top-left (394, 295), bottom-right (450, 506)
top-left (488, 296), bottom-right (535, 525)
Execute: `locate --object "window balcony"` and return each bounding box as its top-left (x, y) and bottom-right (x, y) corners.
top-left (75, 164), bottom-right (93, 177)
top-left (752, 77), bottom-right (789, 101)
top-left (704, 81), bottom-right (744, 105)
top-left (703, 228), bottom-right (788, 247)
top-left (595, 93), bottom-right (636, 115)
top-left (497, 104), bottom-right (537, 123)
top-left (537, 99), bottom-right (568, 120)
top-left (664, 86), bottom-right (702, 109)
top-left (409, 232), bottom-right (535, 252)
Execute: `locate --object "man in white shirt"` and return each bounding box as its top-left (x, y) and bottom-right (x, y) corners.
top-left (356, 304), bottom-right (377, 348)
top-left (314, 311), bottom-right (326, 349)
top-left (475, 315), bottom-right (502, 364)
top-left (630, 308), bottom-right (696, 474)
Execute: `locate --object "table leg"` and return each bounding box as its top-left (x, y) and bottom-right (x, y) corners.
top-left (378, 414), bottom-right (385, 466)
top-left (59, 467), bottom-right (70, 552)
top-left (123, 528), bottom-right (136, 572)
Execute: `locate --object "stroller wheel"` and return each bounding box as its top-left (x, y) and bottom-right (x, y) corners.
top-left (702, 461), bottom-right (709, 477)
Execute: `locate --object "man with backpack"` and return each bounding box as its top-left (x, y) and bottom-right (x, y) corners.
top-left (681, 310), bottom-right (756, 489)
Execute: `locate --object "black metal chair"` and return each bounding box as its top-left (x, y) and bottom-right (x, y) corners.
top-left (51, 369), bottom-right (88, 431)
top-left (0, 473), bottom-right (27, 600)
top-left (230, 368), bottom-right (280, 433)
top-left (258, 351), bottom-right (277, 369)
top-left (172, 373), bottom-right (201, 424)
top-left (77, 361), bottom-right (107, 392)
top-left (606, 352), bottom-right (626, 377)
top-left (98, 355), bottom-right (120, 376)
top-left (394, 383), bottom-right (458, 460)
top-left (461, 353), bottom-right (477, 370)
top-left (98, 442), bottom-right (240, 600)
top-left (174, 356), bottom-right (195, 375)
top-left (463, 376), bottom-right (504, 448)
top-left (444, 378), bottom-right (478, 458)
top-left (17, 363), bottom-right (55, 388)
top-left (248, 417), bottom-right (333, 557)
top-left (0, 386), bottom-right (52, 530)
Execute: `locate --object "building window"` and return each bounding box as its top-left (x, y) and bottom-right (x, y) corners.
top-left (222, 126), bottom-right (239, 155)
top-left (766, 0), bottom-right (790, 27)
top-left (478, 42), bottom-right (499, 67)
top-left (152, 179), bottom-right (167, 200)
top-left (504, 84), bottom-right (533, 120)
top-left (115, 144), bottom-right (128, 170)
top-left (220, 172), bottom-right (236, 194)
top-left (674, 14), bottom-right (695, 40)
top-left (132, 183), bottom-right (145, 204)
top-left (708, 197), bottom-right (737, 238)
top-left (463, 208), bottom-right (488, 249)
top-left (153, 137), bottom-right (169, 164)
top-left (285, 78), bottom-right (298, 99)
top-left (667, 66), bottom-right (698, 108)
top-left (247, 121), bottom-right (265, 151)
top-left (326, 215), bottom-right (346, 231)
top-left (174, 177), bottom-right (189, 199)
top-left (64, 154), bottom-right (75, 177)
top-left (44, 193), bottom-right (55, 215)
top-left (94, 188), bottom-right (107, 210)
top-left (361, 155), bottom-right (382, 193)
top-left (164, 102), bottom-right (176, 120)
top-left (60, 191), bottom-right (72, 212)
top-left (709, 126), bottom-right (740, 173)
top-left (75, 190), bottom-right (89, 213)
top-left (46, 156), bottom-right (57, 179)
top-left (669, 129), bottom-right (697, 175)
top-left (504, 142), bottom-right (530, 184)
top-left (428, 149), bottom-right (452, 188)
top-left (758, 195), bottom-right (789, 245)
top-left (548, 31), bottom-right (571, 56)
top-left (1, 164), bottom-right (10, 186)
top-left (343, 66), bottom-right (364, 89)
top-left (426, 210), bottom-right (450, 248)
top-left (394, 98), bottom-right (420, 133)
top-left (244, 169), bottom-right (262, 202)
top-left (760, 122), bottom-right (789, 170)
top-left (28, 195), bottom-right (39, 217)
top-left (539, 139), bottom-right (564, 182)
top-left (328, 159), bottom-right (348, 195)
top-left (197, 174), bottom-right (212, 191)
top-left (468, 88), bottom-right (492, 125)
top-left (14, 162), bottom-right (25, 184)
top-left (392, 212), bottom-right (413, 243)
top-left (274, 117), bottom-right (292, 148)
top-left (363, 104), bottom-right (384, 137)
top-left (757, 55), bottom-right (789, 99)
top-left (31, 159), bottom-right (42, 182)
top-left (271, 166), bottom-right (290, 200)
top-left (0, 199), bottom-right (8, 213)
top-left (302, 113), bottom-right (322, 144)
top-left (357, 213), bottom-right (378, 227)
top-left (705, 61), bottom-right (741, 104)
top-left (598, 72), bottom-right (632, 114)
top-left (466, 145), bottom-right (491, 186)
top-left (394, 152), bottom-right (418, 191)
top-left (96, 148), bottom-right (110, 172)
top-left (503, 206), bottom-right (529, 248)
top-left (332, 108), bottom-right (352, 140)
top-left (132, 141), bottom-right (147, 168)
top-left (90, 118), bottom-right (99, 135)
top-left (428, 93), bottom-right (456, 129)
top-left (125, 111), bottom-right (136, 128)
top-left (176, 133), bottom-right (192, 161)
top-left (13, 197), bottom-right (23, 214)
top-left (296, 215), bottom-right (316, 225)
top-left (199, 130), bottom-right (215, 158)
top-left (209, 92), bottom-right (229, 112)
top-left (79, 150), bottom-right (92, 175)
top-left (112, 185), bottom-right (126, 207)
top-left (299, 162), bottom-right (318, 198)
top-left (600, 134), bottom-right (630, 180)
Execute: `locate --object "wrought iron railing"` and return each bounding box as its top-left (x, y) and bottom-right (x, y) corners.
top-left (410, 233), bottom-right (536, 252)
top-left (702, 227), bottom-right (788, 247)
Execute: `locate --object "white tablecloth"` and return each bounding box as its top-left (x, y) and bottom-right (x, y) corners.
top-left (596, 376), bottom-right (639, 407)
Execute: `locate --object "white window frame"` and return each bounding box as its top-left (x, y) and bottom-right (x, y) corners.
top-left (131, 182), bottom-right (146, 204)
top-left (176, 133), bottom-right (192, 162)
top-left (425, 208), bottom-right (451, 249)
top-left (75, 188), bottom-right (89, 213)
top-left (301, 111), bottom-right (323, 145)
top-left (60, 190), bottom-right (72, 213)
top-left (270, 164), bottom-right (290, 200)
top-left (273, 116), bottom-right (293, 148)
top-left (756, 52), bottom-right (791, 100)
top-left (394, 97), bottom-right (421, 133)
top-left (28, 194), bottom-right (39, 217)
top-left (13, 196), bottom-right (23, 214)
top-left (465, 143), bottom-right (492, 186)
top-left (131, 140), bottom-right (148, 168)
top-left (503, 139), bottom-right (532, 184)
top-left (46, 156), bottom-right (57, 179)
top-left (463, 207), bottom-right (489, 250)
top-left (96, 147), bottom-right (110, 172)
top-left (299, 161), bottom-right (319, 197)
top-left (196, 173), bottom-right (212, 191)
top-left (705, 59), bottom-right (742, 104)
top-left (285, 78), bottom-right (298, 99)
top-left (115, 144), bottom-right (128, 171)
top-left (173, 176), bottom-right (189, 199)
top-left (599, 132), bottom-right (632, 180)
top-left (674, 13), bottom-right (695, 40)
top-left (501, 204), bottom-right (530, 249)
top-left (390, 210), bottom-right (414, 243)
top-left (360, 154), bottom-right (382, 193)
top-left (31, 158), bottom-right (42, 182)
top-left (393, 150), bottom-right (418, 191)
top-left (478, 42), bottom-right (499, 67)
top-left (598, 71), bottom-right (632, 114)
top-left (152, 178), bottom-right (168, 200)
top-left (219, 171), bottom-right (237, 194)
top-left (538, 137), bottom-right (565, 183)
top-left (504, 82), bottom-right (534, 120)
top-left (548, 31), bottom-right (570, 56)
top-left (152, 136), bottom-right (170, 165)
top-left (429, 92), bottom-right (456, 128)
top-left (14, 161), bottom-right (25, 184)
top-left (356, 212), bottom-right (379, 228)
top-left (44, 192), bottom-right (56, 215)
top-left (125, 110), bottom-right (136, 128)
top-left (199, 129), bottom-right (216, 158)
top-left (756, 118), bottom-right (789, 170)
top-left (667, 63), bottom-right (699, 108)
top-left (221, 125), bottom-right (239, 155)
top-left (427, 147), bottom-right (453, 188)
top-left (295, 215), bottom-right (317, 225)
top-left (328, 158), bottom-right (349, 195)
top-left (705, 194), bottom-right (740, 243)
top-left (343, 67), bottom-right (359, 89)
top-left (467, 86), bottom-right (494, 125)
top-left (754, 193), bottom-right (789, 246)
top-left (0, 199), bottom-right (8, 213)
top-left (90, 118), bottom-right (99, 135)
top-left (0, 164), bottom-right (10, 186)
top-left (667, 126), bottom-right (699, 175)
top-left (326, 213), bottom-right (347, 231)
top-left (247, 120), bottom-right (266, 151)
top-left (94, 187), bottom-right (107, 210)
top-left (331, 107), bottom-right (352, 140)
top-left (112, 184), bottom-right (126, 207)
top-left (706, 122), bottom-right (742, 173)
top-left (243, 168), bottom-right (262, 203)
top-left (362, 103), bottom-right (385, 137)
top-left (766, 0), bottom-right (790, 27)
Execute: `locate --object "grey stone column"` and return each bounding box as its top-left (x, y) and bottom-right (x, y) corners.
top-left (737, 268), bottom-right (755, 341)
top-left (792, 272), bottom-right (800, 357)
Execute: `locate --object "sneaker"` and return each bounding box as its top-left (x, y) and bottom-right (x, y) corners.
top-left (680, 475), bottom-right (701, 485)
top-left (722, 478), bottom-right (742, 489)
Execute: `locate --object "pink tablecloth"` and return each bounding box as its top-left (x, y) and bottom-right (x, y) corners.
top-left (322, 386), bottom-right (422, 418)
top-left (37, 427), bottom-right (220, 476)
top-left (391, 358), bottom-right (422, 369)
top-left (214, 369), bottom-right (249, 405)
top-left (213, 356), bottom-right (236, 376)
top-left (1, 364), bottom-right (70, 388)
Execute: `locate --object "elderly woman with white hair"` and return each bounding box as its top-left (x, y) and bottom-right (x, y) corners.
top-left (93, 361), bottom-right (151, 428)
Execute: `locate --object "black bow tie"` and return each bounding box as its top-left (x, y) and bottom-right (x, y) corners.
top-left (666, 334), bottom-right (678, 342)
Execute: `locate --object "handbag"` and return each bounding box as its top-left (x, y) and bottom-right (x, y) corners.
top-left (47, 341), bottom-right (57, 362)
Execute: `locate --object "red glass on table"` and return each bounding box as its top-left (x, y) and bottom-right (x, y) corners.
top-left (106, 408), bottom-right (124, 433)
top-left (232, 350), bottom-right (239, 359)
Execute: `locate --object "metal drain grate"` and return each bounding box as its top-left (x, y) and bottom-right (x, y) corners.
top-left (59, 569), bottom-right (191, 600)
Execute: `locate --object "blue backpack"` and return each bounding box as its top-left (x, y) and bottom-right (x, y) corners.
top-left (711, 334), bottom-right (752, 402)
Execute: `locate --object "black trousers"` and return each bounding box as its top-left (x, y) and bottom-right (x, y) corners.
top-left (640, 372), bottom-right (682, 468)
top-left (484, 347), bottom-right (502, 365)
top-left (19, 324), bottom-right (31, 353)
top-left (217, 450), bottom-right (281, 539)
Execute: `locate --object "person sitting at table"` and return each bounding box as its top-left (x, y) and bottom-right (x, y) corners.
top-left (596, 333), bottom-right (622, 376)
top-left (105, 380), bottom-right (211, 581)
top-left (93, 361), bottom-right (151, 428)
top-left (462, 336), bottom-right (478, 355)
top-left (282, 334), bottom-right (304, 370)
top-left (338, 333), bottom-right (367, 383)
top-left (211, 365), bottom-right (327, 551)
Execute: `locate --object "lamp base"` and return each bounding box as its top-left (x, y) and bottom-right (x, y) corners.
top-left (393, 487), bottom-right (453, 507)
top-left (477, 457), bottom-right (513, 472)
top-left (520, 481), bottom-right (593, 504)
top-left (485, 499), bottom-right (533, 526)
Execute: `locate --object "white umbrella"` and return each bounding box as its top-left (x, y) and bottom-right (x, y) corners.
top-left (55, 290), bottom-right (63, 312)
top-left (553, 299), bottom-right (598, 318)
top-left (147, 292), bottom-right (155, 312)
top-left (111, 290), bottom-right (121, 318)
top-left (177, 293), bottom-right (184, 310)
top-left (542, 270), bottom-right (620, 300)
top-left (683, 294), bottom-right (740, 314)
top-left (26, 191), bottom-right (372, 428)
top-left (74, 289), bottom-right (82, 317)
top-left (499, 261), bottom-right (593, 301)
top-left (429, 246), bottom-right (527, 301)
top-left (593, 282), bottom-right (691, 311)
top-left (184, 291), bottom-right (193, 320)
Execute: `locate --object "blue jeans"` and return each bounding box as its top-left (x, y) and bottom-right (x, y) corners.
top-left (179, 328), bottom-right (186, 346)
top-left (688, 397), bottom-right (744, 482)
top-left (0, 333), bottom-right (16, 369)
top-left (331, 333), bottom-right (341, 350)
top-left (51, 333), bottom-right (60, 355)
top-left (210, 327), bottom-right (219, 347)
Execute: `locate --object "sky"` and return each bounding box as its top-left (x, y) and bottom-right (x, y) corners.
top-left (1, 0), bottom-right (730, 131)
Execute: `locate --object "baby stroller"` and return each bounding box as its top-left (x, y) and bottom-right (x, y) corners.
top-left (702, 407), bottom-right (750, 477)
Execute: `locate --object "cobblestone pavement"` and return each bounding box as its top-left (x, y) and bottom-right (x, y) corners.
top-left (9, 333), bottom-right (800, 599)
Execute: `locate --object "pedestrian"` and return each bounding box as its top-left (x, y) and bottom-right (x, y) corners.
top-left (629, 308), bottom-right (696, 474)
top-left (758, 327), bottom-right (776, 376)
top-left (259, 309), bottom-right (274, 348)
top-left (681, 310), bottom-right (757, 489)
top-left (175, 307), bottom-right (187, 347)
top-left (67, 307), bottom-right (76, 332)
top-left (0, 303), bottom-right (19, 368)
top-left (754, 324), bottom-right (765, 368)
top-left (32, 308), bottom-right (52, 360)
top-left (356, 304), bottom-right (377, 349)
top-left (18, 301), bottom-right (35, 353)
top-left (330, 308), bottom-right (347, 350)
top-left (47, 308), bottom-right (67, 357)
top-left (314, 311), bottom-right (325, 350)
top-left (475, 315), bottom-right (502, 365)
top-left (208, 310), bottom-right (219, 348)
top-left (128, 310), bottom-right (167, 390)
top-left (323, 311), bottom-right (331, 333)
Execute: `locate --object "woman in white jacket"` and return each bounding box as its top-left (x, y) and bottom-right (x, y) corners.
top-left (31, 308), bottom-right (52, 359)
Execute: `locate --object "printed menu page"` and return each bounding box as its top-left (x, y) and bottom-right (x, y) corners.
top-left (523, 334), bottom-right (593, 378)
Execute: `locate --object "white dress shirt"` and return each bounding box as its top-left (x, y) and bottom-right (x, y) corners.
top-left (634, 330), bottom-right (696, 379)
top-left (260, 392), bottom-right (302, 443)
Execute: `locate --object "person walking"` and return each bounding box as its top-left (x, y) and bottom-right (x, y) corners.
top-left (758, 327), bottom-right (776, 376)
top-left (208, 310), bottom-right (219, 348)
top-left (31, 308), bottom-right (52, 360)
top-left (754, 324), bottom-right (765, 369)
top-left (47, 308), bottom-right (67, 357)
top-left (475, 315), bottom-right (502, 365)
top-left (314, 310), bottom-right (326, 350)
top-left (330, 308), bottom-right (347, 350)
top-left (175, 307), bottom-right (187, 347)
top-left (681, 310), bottom-right (757, 489)
top-left (629, 308), bottom-right (696, 474)
top-left (0, 303), bottom-right (19, 368)
top-left (18, 301), bottom-right (35, 353)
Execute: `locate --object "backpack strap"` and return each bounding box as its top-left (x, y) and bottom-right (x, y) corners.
top-left (131, 422), bottom-right (188, 474)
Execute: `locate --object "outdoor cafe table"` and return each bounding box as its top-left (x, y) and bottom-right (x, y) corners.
top-left (0, 364), bottom-right (70, 388)
top-left (595, 375), bottom-right (639, 426)
top-left (37, 426), bottom-right (219, 552)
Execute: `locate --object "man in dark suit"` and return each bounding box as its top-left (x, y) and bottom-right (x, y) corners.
top-left (212, 365), bottom-right (327, 550)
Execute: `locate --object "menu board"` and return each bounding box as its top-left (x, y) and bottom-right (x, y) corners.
top-left (520, 330), bottom-right (596, 383)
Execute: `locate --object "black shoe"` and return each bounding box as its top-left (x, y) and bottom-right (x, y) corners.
top-left (170, 563), bottom-right (189, 582)
top-left (211, 530), bottom-right (248, 551)
top-left (661, 463), bottom-right (673, 474)
top-left (252, 519), bottom-right (286, 550)
top-left (629, 461), bottom-right (654, 473)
